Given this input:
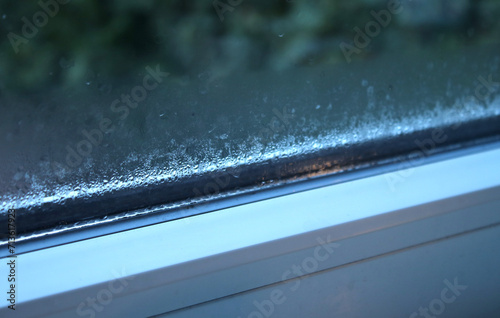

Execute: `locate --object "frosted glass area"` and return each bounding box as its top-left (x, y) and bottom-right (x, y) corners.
top-left (1, 1), bottom-right (500, 241)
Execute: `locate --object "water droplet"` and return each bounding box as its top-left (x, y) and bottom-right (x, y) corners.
top-left (367, 86), bottom-right (375, 109)
top-left (2, 14), bottom-right (6, 20)
top-left (278, 33), bottom-right (285, 38)
top-left (361, 79), bottom-right (369, 87)
top-left (316, 105), bottom-right (321, 110)
top-left (85, 81), bottom-right (91, 86)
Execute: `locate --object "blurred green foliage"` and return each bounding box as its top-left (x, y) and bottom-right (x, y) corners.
top-left (0, 0), bottom-right (499, 93)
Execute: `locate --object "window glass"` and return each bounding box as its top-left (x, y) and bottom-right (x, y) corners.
top-left (1, 0), bottom-right (500, 240)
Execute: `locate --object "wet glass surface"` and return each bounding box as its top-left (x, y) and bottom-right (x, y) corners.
top-left (1, 1), bottom-right (500, 243)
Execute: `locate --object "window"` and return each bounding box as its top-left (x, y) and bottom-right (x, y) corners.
top-left (1, 0), bottom-right (500, 251)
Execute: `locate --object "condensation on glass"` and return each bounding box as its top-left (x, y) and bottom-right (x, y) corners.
top-left (1, 0), bottom-right (500, 242)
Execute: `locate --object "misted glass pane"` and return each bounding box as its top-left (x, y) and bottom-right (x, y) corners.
top-left (1, 0), bottom-right (500, 241)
